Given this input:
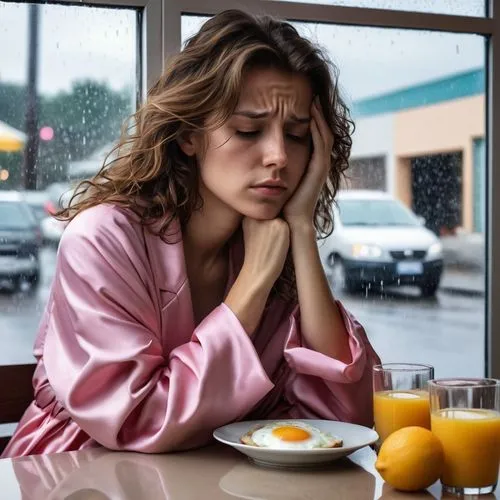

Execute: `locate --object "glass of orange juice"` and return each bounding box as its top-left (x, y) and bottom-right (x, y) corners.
top-left (373, 363), bottom-right (434, 444)
top-left (429, 378), bottom-right (500, 496)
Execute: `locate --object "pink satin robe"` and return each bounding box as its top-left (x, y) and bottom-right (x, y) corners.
top-left (2, 204), bottom-right (380, 458)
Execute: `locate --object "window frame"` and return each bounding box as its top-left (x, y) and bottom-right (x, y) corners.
top-left (1, 0), bottom-right (497, 379)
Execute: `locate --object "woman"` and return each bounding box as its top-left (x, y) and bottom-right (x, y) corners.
top-left (3, 9), bottom-right (380, 458)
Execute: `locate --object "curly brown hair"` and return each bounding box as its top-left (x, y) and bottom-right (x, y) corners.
top-left (59, 9), bottom-right (354, 301)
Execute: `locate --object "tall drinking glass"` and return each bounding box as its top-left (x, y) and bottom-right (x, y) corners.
top-left (373, 363), bottom-right (434, 443)
top-left (429, 378), bottom-right (500, 496)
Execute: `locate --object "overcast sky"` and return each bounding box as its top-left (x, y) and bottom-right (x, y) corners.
top-left (0, 3), bottom-right (137, 95)
top-left (0, 1), bottom-right (485, 106)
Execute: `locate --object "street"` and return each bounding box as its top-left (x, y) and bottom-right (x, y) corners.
top-left (339, 287), bottom-right (484, 379)
top-left (0, 247), bottom-right (485, 378)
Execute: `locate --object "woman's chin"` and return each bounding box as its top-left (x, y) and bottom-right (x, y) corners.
top-left (239, 205), bottom-right (283, 221)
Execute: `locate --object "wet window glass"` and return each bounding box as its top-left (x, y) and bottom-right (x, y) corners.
top-left (303, 23), bottom-right (485, 379)
top-left (337, 199), bottom-right (420, 227)
top-left (268, 0), bottom-right (485, 17)
top-left (0, 2), bottom-right (138, 368)
top-left (0, 201), bottom-right (37, 229)
top-left (183, 16), bottom-right (486, 378)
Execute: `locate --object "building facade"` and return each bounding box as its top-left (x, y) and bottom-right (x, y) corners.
top-left (350, 69), bottom-right (485, 234)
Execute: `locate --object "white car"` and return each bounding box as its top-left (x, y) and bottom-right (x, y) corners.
top-left (319, 190), bottom-right (444, 297)
top-left (40, 182), bottom-right (78, 245)
top-left (40, 216), bottom-right (67, 246)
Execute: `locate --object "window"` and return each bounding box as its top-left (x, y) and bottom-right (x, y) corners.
top-left (271, 0), bottom-right (485, 17)
top-left (346, 156), bottom-right (386, 191)
top-left (1, 1), bottom-right (497, 409)
top-left (0, 201), bottom-right (37, 229)
top-left (182, 12), bottom-right (487, 378)
top-left (297, 22), bottom-right (486, 378)
top-left (337, 198), bottom-right (420, 227)
top-left (0, 1), bottom-right (139, 366)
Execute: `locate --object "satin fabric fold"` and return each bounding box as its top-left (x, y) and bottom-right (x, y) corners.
top-left (2, 204), bottom-right (380, 458)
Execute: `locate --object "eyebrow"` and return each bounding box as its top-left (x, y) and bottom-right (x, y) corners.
top-left (233, 110), bottom-right (310, 124)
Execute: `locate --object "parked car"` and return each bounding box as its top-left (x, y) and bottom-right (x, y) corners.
top-left (318, 190), bottom-right (444, 297)
top-left (0, 191), bottom-right (42, 292)
top-left (20, 190), bottom-right (52, 225)
top-left (40, 182), bottom-right (77, 246)
top-left (45, 181), bottom-right (76, 211)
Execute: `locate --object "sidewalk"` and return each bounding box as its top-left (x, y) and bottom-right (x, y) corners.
top-left (439, 233), bottom-right (485, 297)
top-left (440, 268), bottom-right (485, 297)
top-left (441, 233), bottom-right (484, 271)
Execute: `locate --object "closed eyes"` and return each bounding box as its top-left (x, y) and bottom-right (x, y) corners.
top-left (236, 130), bottom-right (308, 142)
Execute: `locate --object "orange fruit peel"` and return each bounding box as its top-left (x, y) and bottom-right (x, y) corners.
top-left (375, 426), bottom-right (444, 492)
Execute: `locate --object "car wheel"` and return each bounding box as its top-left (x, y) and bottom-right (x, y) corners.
top-left (420, 281), bottom-right (439, 298)
top-left (331, 256), bottom-right (360, 294)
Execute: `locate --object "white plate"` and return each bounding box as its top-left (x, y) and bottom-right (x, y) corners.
top-left (213, 419), bottom-right (378, 469)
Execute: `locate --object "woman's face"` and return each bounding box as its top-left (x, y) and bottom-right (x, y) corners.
top-left (193, 67), bottom-right (313, 220)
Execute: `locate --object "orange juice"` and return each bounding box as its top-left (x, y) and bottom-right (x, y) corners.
top-left (374, 390), bottom-right (430, 442)
top-left (431, 408), bottom-right (500, 488)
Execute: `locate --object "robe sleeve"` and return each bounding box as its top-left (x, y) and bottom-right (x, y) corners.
top-left (282, 302), bottom-right (381, 427)
top-left (43, 208), bottom-right (273, 453)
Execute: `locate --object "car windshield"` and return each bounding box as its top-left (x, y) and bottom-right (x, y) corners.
top-left (24, 203), bottom-right (46, 221)
top-left (338, 199), bottom-right (420, 227)
top-left (0, 202), bottom-right (35, 230)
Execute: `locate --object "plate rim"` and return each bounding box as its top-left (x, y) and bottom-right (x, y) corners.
top-left (213, 418), bottom-right (379, 454)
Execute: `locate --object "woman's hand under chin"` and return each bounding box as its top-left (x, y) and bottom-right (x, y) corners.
top-left (224, 217), bottom-right (290, 336)
top-left (240, 217), bottom-right (290, 288)
top-left (282, 97), bottom-right (333, 231)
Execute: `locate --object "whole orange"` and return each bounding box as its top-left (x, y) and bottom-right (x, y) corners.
top-left (375, 426), bottom-right (444, 492)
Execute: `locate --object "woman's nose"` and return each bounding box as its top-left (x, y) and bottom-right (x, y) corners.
top-left (263, 133), bottom-right (288, 170)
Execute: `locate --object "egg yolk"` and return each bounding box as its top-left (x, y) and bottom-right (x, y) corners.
top-left (272, 426), bottom-right (311, 442)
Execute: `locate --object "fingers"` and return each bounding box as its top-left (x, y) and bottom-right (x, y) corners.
top-left (311, 98), bottom-right (334, 152)
top-left (310, 116), bottom-right (321, 155)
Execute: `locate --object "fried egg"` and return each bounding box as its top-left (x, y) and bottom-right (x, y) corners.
top-left (240, 421), bottom-right (343, 450)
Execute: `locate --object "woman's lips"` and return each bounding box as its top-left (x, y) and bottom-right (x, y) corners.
top-left (250, 186), bottom-right (286, 197)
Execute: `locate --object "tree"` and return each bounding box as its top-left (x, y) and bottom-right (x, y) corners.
top-left (0, 83), bottom-right (26, 130)
top-left (37, 80), bottom-right (133, 187)
top-left (0, 80), bottom-right (133, 189)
